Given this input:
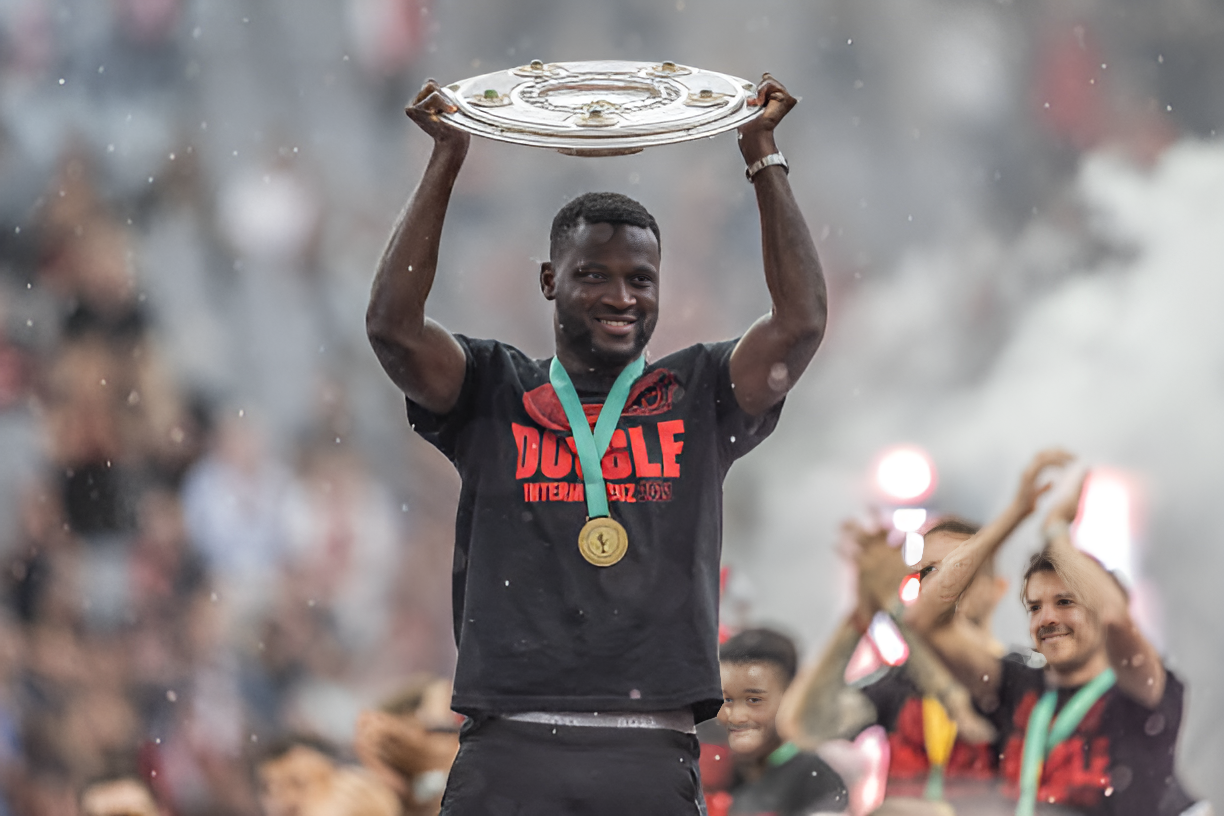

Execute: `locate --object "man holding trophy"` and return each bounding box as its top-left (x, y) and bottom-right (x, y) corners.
top-left (366, 63), bottom-right (829, 813)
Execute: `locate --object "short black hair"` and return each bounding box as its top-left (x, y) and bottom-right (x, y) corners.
top-left (719, 628), bottom-right (798, 685)
top-left (549, 192), bottom-right (661, 259)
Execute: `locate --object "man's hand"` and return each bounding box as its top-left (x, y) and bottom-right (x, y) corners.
top-left (843, 517), bottom-right (910, 626)
top-left (738, 73), bottom-right (798, 165)
top-left (1044, 470), bottom-right (1087, 528)
top-left (405, 79), bottom-right (471, 151)
top-left (1011, 448), bottom-right (1075, 517)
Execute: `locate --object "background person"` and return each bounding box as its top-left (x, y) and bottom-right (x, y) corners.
top-left (711, 628), bottom-right (849, 816)
top-left (354, 675), bottom-right (459, 816)
top-left (80, 774), bottom-right (165, 816)
top-left (779, 516), bottom-right (1003, 800)
top-left (906, 456), bottom-right (1204, 815)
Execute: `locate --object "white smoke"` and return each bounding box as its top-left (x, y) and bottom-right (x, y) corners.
top-left (733, 138), bottom-right (1224, 800)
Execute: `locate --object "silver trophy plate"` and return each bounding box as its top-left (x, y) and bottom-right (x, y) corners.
top-left (436, 60), bottom-right (763, 156)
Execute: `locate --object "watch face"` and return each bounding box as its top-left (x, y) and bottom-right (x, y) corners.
top-left (436, 60), bottom-right (762, 156)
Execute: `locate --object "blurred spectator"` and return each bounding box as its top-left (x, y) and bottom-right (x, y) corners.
top-left (708, 628), bottom-right (849, 816)
top-left (354, 676), bottom-right (459, 816)
top-left (80, 773), bottom-right (165, 816)
top-left (283, 439), bottom-right (401, 656)
top-left (181, 412), bottom-right (290, 626)
top-left (256, 734), bottom-right (400, 816)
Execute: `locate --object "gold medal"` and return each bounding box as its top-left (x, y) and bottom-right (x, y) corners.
top-left (578, 517), bottom-right (629, 567)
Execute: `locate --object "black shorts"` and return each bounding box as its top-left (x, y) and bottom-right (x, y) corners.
top-left (439, 715), bottom-right (707, 816)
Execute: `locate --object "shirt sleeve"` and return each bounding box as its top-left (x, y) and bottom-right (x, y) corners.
top-left (404, 334), bottom-right (481, 462)
top-left (706, 339), bottom-right (786, 464)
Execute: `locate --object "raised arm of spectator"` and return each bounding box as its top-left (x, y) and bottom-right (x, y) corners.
top-left (777, 520), bottom-right (896, 746)
top-left (906, 449), bottom-right (1073, 632)
top-left (728, 75), bottom-right (828, 417)
top-left (366, 80), bottom-right (470, 415)
top-left (780, 519), bottom-right (995, 745)
top-left (1042, 476), bottom-right (1166, 708)
top-left (904, 449), bottom-right (1072, 706)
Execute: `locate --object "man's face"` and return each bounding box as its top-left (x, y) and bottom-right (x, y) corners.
top-left (1025, 569), bottom-right (1104, 672)
top-left (541, 221), bottom-right (660, 368)
top-left (80, 779), bottom-right (160, 816)
top-left (717, 661), bottom-right (788, 762)
top-left (257, 746), bottom-right (335, 816)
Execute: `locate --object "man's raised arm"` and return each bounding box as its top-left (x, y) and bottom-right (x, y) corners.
top-left (906, 449), bottom-right (1072, 633)
top-left (366, 80), bottom-right (470, 415)
top-left (904, 449), bottom-right (1071, 706)
top-left (1042, 477), bottom-right (1167, 708)
top-left (728, 75), bottom-right (828, 417)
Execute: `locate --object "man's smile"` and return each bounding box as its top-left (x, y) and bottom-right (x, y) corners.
top-left (1038, 625), bottom-right (1072, 644)
top-left (594, 316), bottom-right (638, 335)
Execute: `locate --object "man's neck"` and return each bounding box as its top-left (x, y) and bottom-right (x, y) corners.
top-left (737, 736), bottom-right (785, 784)
top-left (554, 347), bottom-right (630, 394)
top-left (1045, 648), bottom-right (1111, 689)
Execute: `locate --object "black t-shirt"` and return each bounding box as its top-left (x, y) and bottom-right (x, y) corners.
top-left (860, 667), bottom-right (997, 780)
top-left (406, 337), bottom-right (783, 721)
top-left (987, 654), bottom-right (1194, 816)
top-left (726, 749), bottom-right (849, 816)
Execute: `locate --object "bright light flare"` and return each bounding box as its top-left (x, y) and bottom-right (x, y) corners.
top-left (902, 531), bottom-right (924, 566)
top-left (1075, 471), bottom-right (1134, 581)
top-left (876, 447), bottom-right (936, 502)
top-left (892, 507), bottom-right (927, 532)
top-left (868, 611), bottom-right (910, 666)
top-left (854, 726), bottom-right (890, 815)
top-left (844, 634), bottom-right (884, 685)
top-left (899, 573), bottom-right (921, 605)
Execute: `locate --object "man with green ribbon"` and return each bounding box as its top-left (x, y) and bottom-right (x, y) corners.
top-left (711, 628), bottom-right (849, 815)
top-left (366, 73), bottom-right (827, 814)
top-left (905, 453), bottom-right (1201, 816)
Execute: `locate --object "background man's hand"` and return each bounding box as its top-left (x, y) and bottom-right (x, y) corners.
top-left (738, 73), bottom-right (797, 165)
top-left (1011, 448), bottom-right (1075, 517)
top-left (843, 517), bottom-right (910, 627)
top-left (1044, 469), bottom-right (1087, 528)
top-left (405, 79), bottom-right (471, 150)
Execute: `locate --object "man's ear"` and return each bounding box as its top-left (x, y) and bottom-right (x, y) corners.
top-left (540, 261), bottom-right (556, 300)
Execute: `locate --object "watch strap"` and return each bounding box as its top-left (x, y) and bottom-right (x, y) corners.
top-left (745, 152), bottom-right (788, 181)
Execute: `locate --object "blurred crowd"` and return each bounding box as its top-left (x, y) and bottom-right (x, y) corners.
top-left (0, 138), bottom-right (452, 810)
top-left (1, 0), bottom-right (1222, 813)
top-left (0, 2), bottom-right (456, 814)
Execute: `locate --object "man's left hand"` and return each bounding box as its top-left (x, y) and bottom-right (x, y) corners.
top-left (738, 73), bottom-right (797, 165)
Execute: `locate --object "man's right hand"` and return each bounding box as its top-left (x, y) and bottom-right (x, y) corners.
top-left (405, 79), bottom-right (471, 150)
top-left (1011, 448), bottom-right (1075, 517)
top-left (844, 517), bottom-right (910, 626)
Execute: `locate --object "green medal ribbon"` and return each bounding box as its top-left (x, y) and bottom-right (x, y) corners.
top-left (1014, 668), bottom-right (1116, 816)
top-left (767, 741), bottom-right (800, 767)
top-left (548, 355), bottom-right (646, 520)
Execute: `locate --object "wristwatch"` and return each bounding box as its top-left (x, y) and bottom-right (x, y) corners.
top-left (745, 152), bottom-right (788, 181)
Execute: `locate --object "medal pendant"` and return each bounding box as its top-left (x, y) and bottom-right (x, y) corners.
top-left (578, 517), bottom-right (629, 567)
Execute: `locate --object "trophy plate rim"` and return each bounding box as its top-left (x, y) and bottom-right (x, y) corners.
top-left (434, 60), bottom-right (763, 156)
